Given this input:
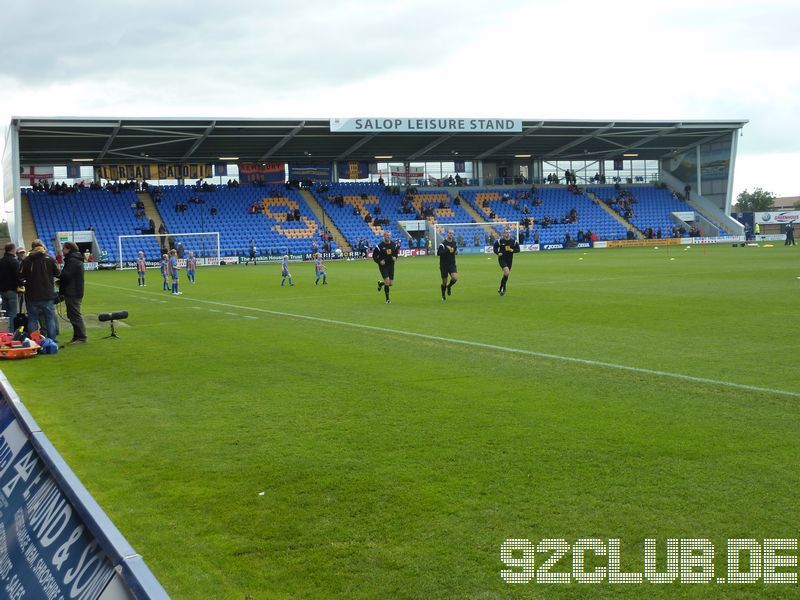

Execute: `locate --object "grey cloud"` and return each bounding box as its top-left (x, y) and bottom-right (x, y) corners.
top-left (1, 0), bottom-right (525, 90)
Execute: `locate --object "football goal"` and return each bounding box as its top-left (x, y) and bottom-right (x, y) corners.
top-left (117, 232), bottom-right (220, 270)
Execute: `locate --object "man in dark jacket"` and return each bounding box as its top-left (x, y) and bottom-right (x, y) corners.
top-left (18, 239), bottom-right (60, 339)
top-left (0, 243), bottom-right (20, 332)
top-left (59, 242), bottom-right (87, 344)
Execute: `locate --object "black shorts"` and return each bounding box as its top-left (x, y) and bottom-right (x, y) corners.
top-left (498, 256), bottom-right (513, 270)
top-left (379, 263), bottom-right (395, 280)
top-left (439, 263), bottom-right (457, 278)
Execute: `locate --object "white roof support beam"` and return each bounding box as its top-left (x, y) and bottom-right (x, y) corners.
top-left (260, 121), bottom-right (306, 161)
top-left (181, 121), bottom-right (216, 161)
top-left (474, 122), bottom-right (544, 160)
top-left (97, 121), bottom-right (122, 161)
top-left (335, 134), bottom-right (376, 161)
top-left (407, 134), bottom-right (453, 161)
top-left (548, 123), bottom-right (616, 156)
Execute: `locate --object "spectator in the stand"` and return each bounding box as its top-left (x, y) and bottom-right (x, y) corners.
top-left (378, 176), bottom-right (385, 186)
top-left (454, 173), bottom-right (462, 186)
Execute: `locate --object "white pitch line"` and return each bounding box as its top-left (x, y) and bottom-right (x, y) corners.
top-left (90, 282), bottom-right (800, 398)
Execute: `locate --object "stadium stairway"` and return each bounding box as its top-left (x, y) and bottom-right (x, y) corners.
top-left (20, 193), bottom-right (38, 248)
top-left (586, 191), bottom-right (644, 240)
top-left (459, 197), bottom-right (488, 224)
top-left (300, 189), bottom-right (351, 252)
top-left (137, 192), bottom-right (166, 238)
top-left (685, 197), bottom-right (731, 235)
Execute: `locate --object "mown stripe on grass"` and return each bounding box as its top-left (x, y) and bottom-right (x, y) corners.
top-left (96, 282), bottom-right (800, 399)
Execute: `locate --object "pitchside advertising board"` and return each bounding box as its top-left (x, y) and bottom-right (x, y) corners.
top-left (0, 377), bottom-right (167, 600)
top-left (755, 211), bottom-right (800, 224)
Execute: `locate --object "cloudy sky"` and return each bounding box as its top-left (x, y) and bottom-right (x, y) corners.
top-left (1, 0), bottom-right (798, 198)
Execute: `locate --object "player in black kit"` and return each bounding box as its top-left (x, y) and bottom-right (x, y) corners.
top-left (374, 230), bottom-right (400, 304)
top-left (493, 227), bottom-right (520, 296)
top-left (437, 228), bottom-right (458, 300)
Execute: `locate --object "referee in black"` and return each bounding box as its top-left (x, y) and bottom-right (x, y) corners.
top-left (374, 230), bottom-right (400, 304)
top-left (437, 229), bottom-right (458, 300)
top-left (493, 227), bottom-right (520, 296)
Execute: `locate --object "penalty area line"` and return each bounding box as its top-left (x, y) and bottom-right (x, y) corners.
top-left (91, 282), bottom-right (800, 399)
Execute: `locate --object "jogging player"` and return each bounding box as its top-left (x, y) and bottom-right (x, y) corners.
top-left (247, 239), bottom-right (257, 265)
top-left (314, 253), bottom-right (327, 285)
top-left (374, 230), bottom-right (399, 304)
top-left (493, 227), bottom-right (520, 296)
top-left (437, 229), bottom-right (458, 300)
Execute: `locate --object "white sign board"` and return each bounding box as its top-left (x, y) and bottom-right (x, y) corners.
top-left (755, 211), bottom-right (800, 224)
top-left (330, 118), bottom-right (522, 133)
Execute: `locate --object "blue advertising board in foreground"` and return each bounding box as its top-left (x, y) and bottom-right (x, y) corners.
top-left (0, 372), bottom-right (169, 600)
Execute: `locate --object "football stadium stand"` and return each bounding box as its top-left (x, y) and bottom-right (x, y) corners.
top-left (27, 188), bottom-right (155, 262)
top-left (459, 187), bottom-right (630, 245)
top-left (310, 183), bottom-right (476, 248)
top-left (24, 182), bottom-right (730, 264)
top-left (155, 184), bottom-right (335, 257)
top-left (587, 185), bottom-right (729, 238)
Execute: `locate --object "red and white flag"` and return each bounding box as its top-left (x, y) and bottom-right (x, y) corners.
top-left (19, 165), bottom-right (54, 186)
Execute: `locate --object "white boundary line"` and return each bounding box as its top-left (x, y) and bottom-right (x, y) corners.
top-left (93, 282), bottom-right (800, 399)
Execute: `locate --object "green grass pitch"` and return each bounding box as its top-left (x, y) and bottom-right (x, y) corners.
top-left (2, 244), bottom-right (798, 598)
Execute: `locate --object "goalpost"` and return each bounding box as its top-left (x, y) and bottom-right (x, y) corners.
top-left (117, 232), bottom-right (221, 270)
top-left (431, 221), bottom-right (519, 250)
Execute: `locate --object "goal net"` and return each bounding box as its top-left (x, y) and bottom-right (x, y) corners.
top-left (431, 221), bottom-right (519, 252)
top-left (117, 232), bottom-right (221, 270)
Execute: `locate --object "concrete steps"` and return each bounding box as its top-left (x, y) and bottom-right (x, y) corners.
top-left (300, 189), bottom-right (351, 252)
top-left (458, 196), bottom-right (488, 223)
top-left (20, 193), bottom-right (38, 249)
